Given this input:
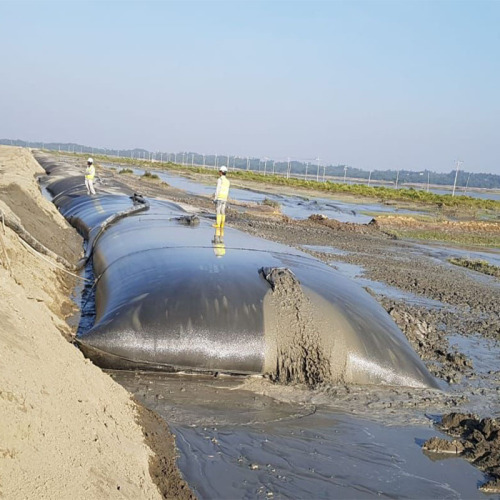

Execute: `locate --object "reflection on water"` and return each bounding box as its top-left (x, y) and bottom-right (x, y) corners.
top-left (173, 412), bottom-right (484, 500)
top-left (212, 227), bottom-right (226, 258)
top-left (111, 165), bottom-right (429, 224)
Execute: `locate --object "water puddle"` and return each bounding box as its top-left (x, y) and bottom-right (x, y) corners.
top-left (172, 409), bottom-right (485, 499)
top-left (108, 369), bottom-right (488, 499)
top-left (446, 334), bottom-right (500, 418)
top-left (108, 165), bottom-right (428, 224)
top-left (449, 334), bottom-right (500, 376)
top-left (410, 243), bottom-right (500, 268)
top-left (330, 261), bottom-right (447, 309)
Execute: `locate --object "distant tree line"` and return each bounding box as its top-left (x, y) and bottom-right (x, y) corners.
top-left (2, 138), bottom-right (499, 189)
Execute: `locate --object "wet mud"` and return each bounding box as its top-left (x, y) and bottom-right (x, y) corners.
top-left (262, 267), bottom-right (331, 387)
top-left (111, 371), bottom-right (488, 499)
top-left (53, 156), bottom-right (500, 496)
top-left (136, 404), bottom-right (195, 500)
top-left (424, 413), bottom-right (500, 493)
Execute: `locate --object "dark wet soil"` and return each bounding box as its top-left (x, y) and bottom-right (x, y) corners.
top-left (423, 413), bottom-right (500, 493)
top-left (135, 404), bottom-right (195, 499)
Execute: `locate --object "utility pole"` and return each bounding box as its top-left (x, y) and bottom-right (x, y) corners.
top-left (264, 157), bottom-right (268, 176)
top-left (272, 160), bottom-right (276, 175)
top-left (322, 165), bottom-right (326, 182)
top-left (287, 157), bottom-right (291, 179)
top-left (306, 162), bottom-right (309, 180)
top-left (316, 158), bottom-right (321, 182)
top-left (368, 170), bottom-right (372, 186)
top-left (191, 153), bottom-right (194, 167)
top-left (452, 160), bottom-right (463, 197)
top-left (343, 165), bottom-right (347, 184)
top-left (463, 172), bottom-right (471, 196)
top-left (246, 156), bottom-right (250, 170)
top-left (395, 170), bottom-right (399, 189)
top-left (427, 171), bottom-right (430, 192)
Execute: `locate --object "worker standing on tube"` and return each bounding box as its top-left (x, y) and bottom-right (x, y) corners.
top-left (213, 165), bottom-right (230, 228)
top-left (85, 158), bottom-right (96, 195)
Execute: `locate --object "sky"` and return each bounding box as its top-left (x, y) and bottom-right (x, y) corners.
top-left (0, 0), bottom-right (499, 174)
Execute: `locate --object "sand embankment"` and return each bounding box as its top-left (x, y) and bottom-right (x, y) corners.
top-left (0, 146), bottom-right (184, 499)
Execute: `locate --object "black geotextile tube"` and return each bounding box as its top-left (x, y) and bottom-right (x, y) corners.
top-left (80, 193), bottom-right (150, 268)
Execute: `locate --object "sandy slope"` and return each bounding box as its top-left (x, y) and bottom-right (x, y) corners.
top-left (0, 146), bottom-right (165, 499)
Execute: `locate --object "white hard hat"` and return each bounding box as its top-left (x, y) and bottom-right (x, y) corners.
top-left (219, 165), bottom-right (227, 173)
top-left (87, 157), bottom-right (93, 164)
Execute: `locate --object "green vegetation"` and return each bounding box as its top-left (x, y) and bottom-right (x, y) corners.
top-left (52, 151), bottom-right (500, 212)
top-left (387, 229), bottom-right (500, 248)
top-left (225, 172), bottom-right (500, 211)
top-left (261, 198), bottom-right (281, 209)
top-left (448, 258), bottom-right (500, 278)
top-left (118, 168), bottom-right (133, 174)
top-left (142, 171), bottom-right (160, 180)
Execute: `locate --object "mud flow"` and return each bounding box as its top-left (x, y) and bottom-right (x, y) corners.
top-left (261, 267), bottom-right (331, 387)
top-left (111, 371), bottom-right (489, 499)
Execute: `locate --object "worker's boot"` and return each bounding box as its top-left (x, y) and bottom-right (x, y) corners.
top-left (213, 214), bottom-right (222, 228)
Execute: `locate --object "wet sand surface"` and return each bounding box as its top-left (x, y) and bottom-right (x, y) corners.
top-left (59, 155), bottom-right (500, 497)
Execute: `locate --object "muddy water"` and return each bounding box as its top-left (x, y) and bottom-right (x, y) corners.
top-left (120, 166), bottom-right (426, 223)
top-left (110, 371), bottom-right (487, 499)
top-left (299, 245), bottom-right (450, 309)
top-left (410, 243), bottom-right (500, 270)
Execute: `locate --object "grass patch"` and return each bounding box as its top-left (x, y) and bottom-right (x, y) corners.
top-left (448, 258), bottom-right (500, 278)
top-left (142, 171), bottom-right (160, 180)
top-left (118, 168), bottom-right (134, 174)
top-left (387, 229), bottom-right (500, 248)
top-left (261, 198), bottom-right (281, 209)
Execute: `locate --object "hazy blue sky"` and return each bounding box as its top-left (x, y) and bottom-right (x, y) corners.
top-left (1, 0), bottom-right (498, 173)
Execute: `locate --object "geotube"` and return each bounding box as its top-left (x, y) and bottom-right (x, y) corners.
top-left (35, 152), bottom-right (440, 389)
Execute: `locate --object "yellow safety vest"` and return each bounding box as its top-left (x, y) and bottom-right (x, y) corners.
top-left (216, 176), bottom-right (230, 201)
top-left (85, 165), bottom-right (95, 180)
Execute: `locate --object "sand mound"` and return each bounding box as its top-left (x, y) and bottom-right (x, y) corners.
top-left (0, 146), bottom-right (170, 499)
